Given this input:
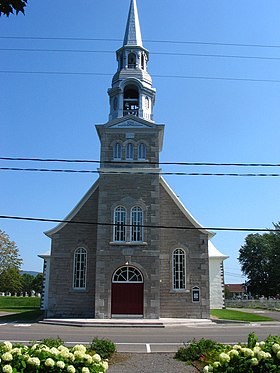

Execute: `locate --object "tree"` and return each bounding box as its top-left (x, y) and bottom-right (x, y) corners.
top-left (0, 0), bottom-right (27, 17)
top-left (21, 273), bottom-right (34, 293)
top-left (238, 222), bottom-right (280, 297)
top-left (32, 273), bottom-right (43, 293)
top-left (0, 229), bottom-right (23, 293)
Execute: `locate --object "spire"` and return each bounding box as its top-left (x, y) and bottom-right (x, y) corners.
top-left (123, 0), bottom-right (143, 47)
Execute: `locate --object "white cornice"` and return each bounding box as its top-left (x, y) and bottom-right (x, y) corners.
top-left (160, 177), bottom-right (215, 238)
top-left (44, 179), bottom-right (99, 238)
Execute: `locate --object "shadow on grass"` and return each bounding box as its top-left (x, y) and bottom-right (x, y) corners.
top-left (0, 309), bottom-right (44, 323)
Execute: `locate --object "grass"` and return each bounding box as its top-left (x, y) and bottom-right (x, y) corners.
top-left (0, 296), bottom-right (43, 322)
top-left (211, 308), bottom-right (274, 322)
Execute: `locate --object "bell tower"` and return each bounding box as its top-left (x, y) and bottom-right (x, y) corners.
top-left (108, 0), bottom-right (155, 123)
top-left (94, 0), bottom-right (164, 319)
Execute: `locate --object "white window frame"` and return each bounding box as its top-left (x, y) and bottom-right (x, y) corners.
top-left (138, 143), bottom-right (146, 160)
top-left (126, 142), bottom-right (134, 160)
top-left (131, 206), bottom-right (143, 242)
top-left (112, 266), bottom-right (143, 283)
top-left (114, 206), bottom-right (126, 242)
top-left (172, 248), bottom-right (186, 290)
top-left (113, 142), bottom-right (122, 160)
top-left (73, 247), bottom-right (87, 289)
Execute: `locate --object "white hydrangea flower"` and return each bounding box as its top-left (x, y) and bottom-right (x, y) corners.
top-left (277, 350), bottom-right (280, 359)
top-left (2, 352), bottom-right (13, 362)
top-left (257, 350), bottom-right (267, 360)
top-left (259, 341), bottom-right (265, 347)
top-left (27, 357), bottom-right (40, 366)
top-left (73, 344), bottom-right (87, 353)
top-left (31, 344), bottom-right (39, 351)
top-left (2, 342), bottom-right (12, 351)
top-left (213, 361), bottom-right (221, 368)
top-left (50, 347), bottom-right (59, 355)
top-left (273, 344), bottom-right (280, 353)
top-left (81, 368), bottom-right (90, 373)
top-left (233, 344), bottom-right (242, 350)
top-left (229, 349), bottom-right (239, 357)
top-left (57, 360), bottom-right (65, 369)
top-left (102, 360), bottom-right (109, 371)
top-left (93, 353), bottom-right (101, 363)
top-left (253, 346), bottom-right (261, 353)
top-left (74, 350), bottom-right (85, 359)
top-left (84, 354), bottom-right (93, 364)
top-left (45, 358), bottom-right (55, 367)
top-left (250, 357), bottom-right (259, 366)
top-left (203, 365), bottom-right (213, 372)
top-left (219, 352), bottom-right (230, 363)
top-left (11, 347), bottom-right (22, 355)
top-left (242, 348), bottom-right (254, 357)
top-left (2, 364), bottom-right (12, 373)
top-left (67, 365), bottom-right (76, 373)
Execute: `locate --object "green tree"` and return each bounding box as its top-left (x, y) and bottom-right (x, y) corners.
top-left (0, 229), bottom-right (23, 293)
top-left (0, 0), bottom-right (27, 17)
top-left (21, 273), bottom-right (34, 293)
top-left (238, 222), bottom-right (280, 297)
top-left (32, 273), bottom-right (43, 293)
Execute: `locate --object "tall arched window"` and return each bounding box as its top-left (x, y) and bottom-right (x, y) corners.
top-left (73, 247), bottom-right (87, 289)
top-left (128, 52), bottom-right (136, 68)
top-left (113, 142), bottom-right (122, 160)
top-left (131, 206), bottom-right (143, 242)
top-left (126, 143), bottom-right (134, 160)
top-left (138, 143), bottom-right (146, 160)
top-left (114, 206), bottom-right (126, 242)
top-left (172, 248), bottom-right (186, 290)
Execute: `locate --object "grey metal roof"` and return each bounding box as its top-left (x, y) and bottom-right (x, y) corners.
top-left (123, 0), bottom-right (143, 47)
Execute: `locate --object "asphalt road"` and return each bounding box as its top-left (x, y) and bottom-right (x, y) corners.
top-left (0, 322), bottom-right (279, 353)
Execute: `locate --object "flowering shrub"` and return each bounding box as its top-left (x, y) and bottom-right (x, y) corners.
top-left (0, 340), bottom-right (109, 372)
top-left (202, 333), bottom-right (280, 372)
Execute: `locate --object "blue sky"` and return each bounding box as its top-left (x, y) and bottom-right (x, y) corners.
top-left (1, 0), bottom-right (280, 284)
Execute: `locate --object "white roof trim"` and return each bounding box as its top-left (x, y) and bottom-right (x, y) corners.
top-left (208, 241), bottom-right (229, 259)
top-left (160, 177), bottom-right (215, 238)
top-left (44, 178), bottom-right (99, 238)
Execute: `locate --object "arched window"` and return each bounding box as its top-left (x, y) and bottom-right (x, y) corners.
top-left (128, 52), bottom-right (136, 68)
top-left (126, 142), bottom-right (134, 160)
top-left (138, 143), bottom-right (146, 160)
top-left (113, 266), bottom-right (143, 283)
top-left (141, 53), bottom-right (145, 69)
top-left (73, 247), bottom-right (87, 289)
top-left (172, 249), bottom-right (186, 290)
top-left (113, 142), bottom-right (122, 160)
top-left (131, 206), bottom-right (143, 242)
top-left (123, 85), bottom-right (139, 116)
top-left (114, 206), bottom-right (126, 242)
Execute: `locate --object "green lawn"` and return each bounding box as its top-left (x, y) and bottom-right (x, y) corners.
top-left (0, 296), bottom-right (43, 322)
top-left (211, 308), bottom-right (274, 322)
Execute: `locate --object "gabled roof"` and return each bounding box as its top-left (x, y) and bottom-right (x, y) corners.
top-left (160, 177), bottom-right (215, 238)
top-left (123, 0), bottom-right (143, 47)
top-left (225, 284), bottom-right (246, 293)
top-left (44, 179), bottom-right (99, 238)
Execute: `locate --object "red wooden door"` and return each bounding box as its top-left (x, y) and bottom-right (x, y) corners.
top-left (111, 283), bottom-right (143, 315)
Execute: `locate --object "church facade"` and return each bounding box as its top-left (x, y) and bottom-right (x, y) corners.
top-left (40, 0), bottom-right (227, 319)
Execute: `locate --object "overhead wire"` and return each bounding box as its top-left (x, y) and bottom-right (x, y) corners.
top-left (0, 214), bottom-right (279, 233)
top-left (2, 35), bottom-right (280, 49)
top-left (1, 167), bottom-right (280, 177)
top-left (1, 157), bottom-right (280, 167)
top-left (2, 47), bottom-right (280, 62)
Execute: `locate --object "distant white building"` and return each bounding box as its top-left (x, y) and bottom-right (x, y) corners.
top-left (209, 241), bottom-right (228, 309)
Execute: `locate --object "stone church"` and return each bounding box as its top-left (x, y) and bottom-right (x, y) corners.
top-left (40, 0), bottom-right (227, 319)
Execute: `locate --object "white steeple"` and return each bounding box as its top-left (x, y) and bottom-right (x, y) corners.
top-left (123, 0), bottom-right (143, 47)
top-left (107, 0), bottom-right (156, 123)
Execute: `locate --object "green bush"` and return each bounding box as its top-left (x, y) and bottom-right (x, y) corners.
top-left (89, 337), bottom-right (116, 359)
top-left (201, 333), bottom-right (280, 372)
top-left (175, 338), bottom-right (221, 363)
top-left (40, 336), bottom-right (64, 348)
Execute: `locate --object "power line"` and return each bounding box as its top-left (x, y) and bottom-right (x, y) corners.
top-left (2, 47), bottom-right (280, 62)
top-left (1, 35), bottom-right (280, 49)
top-left (1, 70), bottom-right (280, 84)
top-left (0, 214), bottom-right (279, 233)
top-left (1, 166), bottom-right (280, 177)
top-left (1, 157), bottom-right (280, 167)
